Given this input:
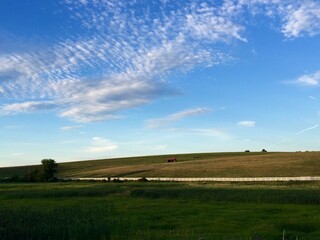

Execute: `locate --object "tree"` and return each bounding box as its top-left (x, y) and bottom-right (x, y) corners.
top-left (24, 169), bottom-right (41, 182)
top-left (261, 149), bottom-right (267, 152)
top-left (41, 159), bottom-right (58, 181)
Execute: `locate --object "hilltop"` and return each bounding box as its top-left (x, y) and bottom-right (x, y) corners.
top-left (1, 151), bottom-right (320, 179)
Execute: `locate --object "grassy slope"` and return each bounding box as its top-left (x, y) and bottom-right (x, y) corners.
top-left (0, 165), bottom-right (40, 178)
top-left (1, 151), bottom-right (320, 178)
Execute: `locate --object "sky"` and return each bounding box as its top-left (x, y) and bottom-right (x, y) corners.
top-left (1, 0), bottom-right (320, 167)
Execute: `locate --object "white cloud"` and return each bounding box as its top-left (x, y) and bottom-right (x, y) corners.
top-left (236, 0), bottom-right (320, 39)
top-left (0, 34), bottom-right (220, 122)
top-left (185, 3), bottom-right (246, 42)
top-left (237, 121), bottom-right (256, 127)
top-left (0, 101), bottom-right (58, 115)
top-left (60, 125), bottom-right (83, 131)
top-left (292, 71), bottom-right (320, 86)
top-left (2, 0), bottom-right (320, 122)
top-left (146, 107), bottom-right (210, 128)
top-left (0, 40), bottom-right (92, 99)
top-left (85, 137), bottom-right (118, 153)
top-left (58, 73), bottom-right (174, 122)
top-left (0, 1), bottom-right (246, 122)
top-left (281, 1), bottom-right (320, 38)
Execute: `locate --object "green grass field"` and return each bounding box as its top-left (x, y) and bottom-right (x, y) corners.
top-left (1, 152), bottom-right (320, 239)
top-left (1, 151), bottom-right (320, 178)
top-left (1, 181), bottom-right (320, 239)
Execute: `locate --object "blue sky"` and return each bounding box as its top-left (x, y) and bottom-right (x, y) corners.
top-left (1, 0), bottom-right (320, 167)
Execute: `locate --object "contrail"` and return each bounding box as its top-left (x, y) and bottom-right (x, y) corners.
top-left (296, 124), bottom-right (320, 135)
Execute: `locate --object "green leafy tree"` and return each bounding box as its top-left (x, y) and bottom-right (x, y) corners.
top-left (41, 159), bottom-right (58, 181)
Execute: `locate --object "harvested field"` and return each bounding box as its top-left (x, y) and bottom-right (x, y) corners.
top-left (1, 151), bottom-right (320, 178)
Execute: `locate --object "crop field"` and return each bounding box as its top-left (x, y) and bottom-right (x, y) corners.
top-left (1, 151), bottom-right (320, 179)
top-left (1, 181), bottom-right (320, 240)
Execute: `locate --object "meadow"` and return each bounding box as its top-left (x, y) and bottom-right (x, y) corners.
top-left (1, 151), bottom-right (320, 239)
top-left (1, 181), bottom-right (320, 240)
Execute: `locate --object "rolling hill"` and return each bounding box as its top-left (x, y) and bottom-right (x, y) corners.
top-left (1, 151), bottom-right (320, 178)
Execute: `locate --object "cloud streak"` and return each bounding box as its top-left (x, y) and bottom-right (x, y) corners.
top-left (146, 107), bottom-right (210, 128)
top-left (292, 71), bottom-right (320, 86)
top-left (60, 125), bottom-right (83, 131)
top-left (237, 121), bottom-right (256, 127)
top-left (1, 101), bottom-right (58, 115)
top-left (85, 137), bottom-right (118, 153)
top-left (296, 124), bottom-right (320, 135)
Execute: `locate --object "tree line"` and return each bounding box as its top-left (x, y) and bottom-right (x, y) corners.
top-left (1, 159), bottom-right (58, 183)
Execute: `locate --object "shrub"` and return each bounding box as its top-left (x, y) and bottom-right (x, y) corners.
top-left (138, 177), bottom-right (148, 182)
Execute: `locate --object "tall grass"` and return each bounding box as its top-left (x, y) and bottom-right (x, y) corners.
top-left (1, 183), bottom-right (123, 199)
top-left (131, 186), bottom-right (320, 205)
top-left (0, 206), bottom-right (115, 240)
top-left (1, 182), bottom-right (320, 239)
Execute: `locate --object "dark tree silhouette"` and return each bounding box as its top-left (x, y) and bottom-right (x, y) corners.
top-left (24, 169), bottom-right (41, 182)
top-left (41, 159), bottom-right (58, 181)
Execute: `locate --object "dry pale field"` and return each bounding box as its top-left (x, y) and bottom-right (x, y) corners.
top-left (55, 151), bottom-right (320, 178)
top-left (1, 151), bottom-right (320, 178)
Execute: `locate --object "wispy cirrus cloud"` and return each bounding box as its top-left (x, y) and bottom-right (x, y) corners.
top-left (85, 137), bottom-right (118, 153)
top-left (185, 2), bottom-right (246, 42)
top-left (0, 1), bottom-right (240, 122)
top-left (60, 125), bottom-right (83, 131)
top-left (145, 107), bottom-right (210, 128)
top-left (0, 1), bottom-right (245, 122)
top-left (281, 1), bottom-right (320, 38)
top-left (282, 70), bottom-right (320, 87)
top-left (0, 36), bottom-right (211, 122)
top-left (1, 101), bottom-right (58, 115)
top-left (291, 71), bottom-right (320, 86)
top-left (1, 0), bottom-right (320, 122)
top-left (237, 121), bottom-right (256, 127)
top-left (236, 0), bottom-right (320, 38)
